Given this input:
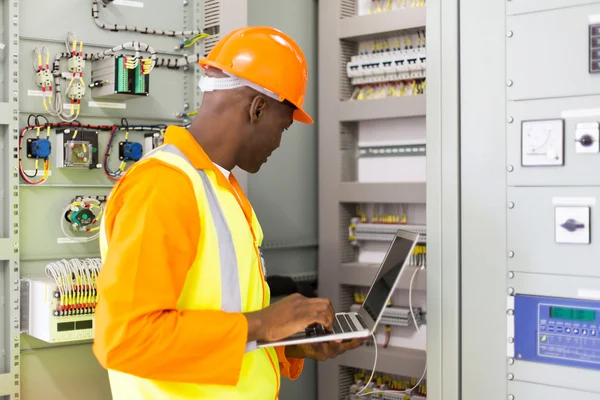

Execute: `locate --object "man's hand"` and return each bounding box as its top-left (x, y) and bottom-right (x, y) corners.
top-left (284, 338), bottom-right (365, 361)
top-left (244, 293), bottom-right (335, 342)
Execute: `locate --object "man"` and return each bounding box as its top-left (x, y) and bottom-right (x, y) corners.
top-left (93, 26), bottom-right (362, 399)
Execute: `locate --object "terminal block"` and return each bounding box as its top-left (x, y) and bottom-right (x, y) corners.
top-left (349, 220), bottom-right (427, 245)
top-left (20, 278), bottom-right (96, 343)
top-left (349, 304), bottom-right (424, 328)
top-left (67, 55), bottom-right (85, 73)
top-left (35, 69), bottom-right (53, 88)
top-left (90, 55), bottom-right (150, 100)
top-left (67, 81), bottom-right (86, 101)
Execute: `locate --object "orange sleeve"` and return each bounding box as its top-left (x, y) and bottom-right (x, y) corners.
top-left (275, 346), bottom-right (304, 380)
top-left (93, 160), bottom-right (248, 386)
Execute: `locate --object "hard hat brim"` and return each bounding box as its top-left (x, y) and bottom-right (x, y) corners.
top-left (199, 59), bottom-right (314, 125)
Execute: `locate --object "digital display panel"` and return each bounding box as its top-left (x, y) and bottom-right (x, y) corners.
top-left (549, 306), bottom-right (596, 322)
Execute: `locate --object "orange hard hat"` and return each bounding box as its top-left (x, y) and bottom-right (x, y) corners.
top-left (198, 26), bottom-right (313, 124)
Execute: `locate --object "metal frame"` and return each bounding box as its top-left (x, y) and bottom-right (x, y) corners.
top-left (1, 1), bottom-right (23, 398)
top-left (426, 0), bottom-right (461, 398)
top-left (459, 0), bottom-right (507, 398)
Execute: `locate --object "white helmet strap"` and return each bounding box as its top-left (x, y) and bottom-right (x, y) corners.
top-left (198, 71), bottom-right (280, 102)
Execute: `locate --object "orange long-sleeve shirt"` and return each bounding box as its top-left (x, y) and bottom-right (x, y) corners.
top-left (93, 128), bottom-right (303, 386)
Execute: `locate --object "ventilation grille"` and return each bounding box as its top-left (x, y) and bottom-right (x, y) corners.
top-left (340, 41), bottom-right (358, 101)
top-left (340, 285), bottom-right (358, 312)
top-left (339, 366), bottom-right (355, 400)
top-left (340, 204), bottom-right (358, 263)
top-left (340, 0), bottom-right (357, 19)
top-left (340, 122), bottom-right (358, 182)
top-left (202, 0), bottom-right (221, 56)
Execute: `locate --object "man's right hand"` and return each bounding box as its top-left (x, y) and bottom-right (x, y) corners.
top-left (244, 293), bottom-right (334, 342)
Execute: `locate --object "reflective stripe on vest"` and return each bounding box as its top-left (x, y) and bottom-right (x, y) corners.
top-left (157, 145), bottom-right (242, 314)
top-left (146, 145), bottom-right (259, 352)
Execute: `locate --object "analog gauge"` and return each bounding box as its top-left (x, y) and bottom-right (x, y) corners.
top-left (521, 119), bottom-right (564, 166)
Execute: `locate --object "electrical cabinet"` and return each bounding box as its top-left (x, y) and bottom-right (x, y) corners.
top-left (458, 1), bottom-right (600, 400)
top-left (0, 1), bottom-right (249, 399)
top-left (319, 0), bottom-right (428, 399)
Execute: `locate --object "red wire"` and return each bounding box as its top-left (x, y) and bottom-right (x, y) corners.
top-left (18, 123), bottom-right (117, 185)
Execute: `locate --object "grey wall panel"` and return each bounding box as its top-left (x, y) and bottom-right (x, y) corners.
top-left (507, 0), bottom-right (600, 16)
top-left (508, 380), bottom-right (600, 400)
top-left (460, 0), bottom-right (508, 399)
top-left (247, 0), bottom-right (318, 279)
top-left (509, 359), bottom-right (600, 394)
top-left (262, 250), bottom-right (317, 278)
top-left (507, 186), bottom-right (600, 277)
top-left (247, 1), bottom-right (318, 399)
top-left (20, 0), bottom-right (185, 54)
top-left (507, 3), bottom-right (600, 101)
top-left (21, 344), bottom-right (110, 400)
top-left (19, 187), bottom-right (109, 261)
top-left (507, 95), bottom-right (600, 187)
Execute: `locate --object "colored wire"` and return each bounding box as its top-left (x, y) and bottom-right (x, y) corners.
top-left (175, 33), bottom-right (210, 50)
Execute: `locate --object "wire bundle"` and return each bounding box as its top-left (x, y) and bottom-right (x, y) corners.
top-left (45, 258), bottom-right (102, 315)
top-left (362, 0), bottom-right (427, 15)
top-left (91, 0), bottom-right (206, 37)
top-left (357, 31), bottom-right (426, 55)
top-left (349, 79), bottom-right (426, 101)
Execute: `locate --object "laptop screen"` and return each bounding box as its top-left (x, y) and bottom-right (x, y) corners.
top-left (362, 234), bottom-right (416, 322)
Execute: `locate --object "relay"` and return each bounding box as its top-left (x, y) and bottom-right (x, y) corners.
top-left (27, 138), bottom-right (52, 159)
top-left (119, 141), bottom-right (143, 162)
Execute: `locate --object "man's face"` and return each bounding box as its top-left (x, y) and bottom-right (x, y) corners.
top-left (237, 97), bottom-right (294, 174)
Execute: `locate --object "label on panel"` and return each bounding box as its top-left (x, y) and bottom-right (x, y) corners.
top-left (515, 294), bottom-right (600, 371)
top-left (112, 0), bottom-right (144, 8)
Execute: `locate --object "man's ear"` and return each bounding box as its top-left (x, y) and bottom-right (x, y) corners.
top-left (249, 95), bottom-right (268, 123)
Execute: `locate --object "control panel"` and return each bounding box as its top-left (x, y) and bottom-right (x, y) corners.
top-left (515, 294), bottom-right (600, 371)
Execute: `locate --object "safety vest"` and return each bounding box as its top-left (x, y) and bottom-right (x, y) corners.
top-left (99, 143), bottom-right (281, 399)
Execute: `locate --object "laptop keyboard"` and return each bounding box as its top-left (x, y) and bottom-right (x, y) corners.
top-left (305, 313), bottom-right (361, 337)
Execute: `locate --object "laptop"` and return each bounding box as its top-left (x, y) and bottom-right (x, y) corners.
top-left (257, 229), bottom-right (420, 348)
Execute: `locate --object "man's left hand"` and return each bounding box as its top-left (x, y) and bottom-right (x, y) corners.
top-left (285, 338), bottom-right (365, 361)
